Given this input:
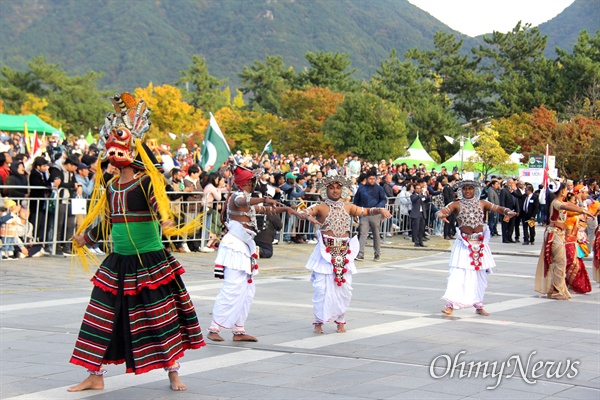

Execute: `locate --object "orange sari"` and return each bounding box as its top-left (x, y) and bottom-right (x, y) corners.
top-left (564, 212), bottom-right (591, 293)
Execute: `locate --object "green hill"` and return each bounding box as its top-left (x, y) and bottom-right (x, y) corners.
top-left (537, 0), bottom-right (600, 56)
top-left (0, 0), bottom-right (480, 91)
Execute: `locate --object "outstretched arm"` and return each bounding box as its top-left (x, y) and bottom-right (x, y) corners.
top-left (483, 200), bottom-right (518, 218)
top-left (348, 204), bottom-right (392, 219)
top-left (436, 203), bottom-right (459, 223)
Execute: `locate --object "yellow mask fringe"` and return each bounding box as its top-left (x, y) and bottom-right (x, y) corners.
top-left (71, 158), bottom-right (112, 272)
top-left (136, 139), bottom-right (204, 237)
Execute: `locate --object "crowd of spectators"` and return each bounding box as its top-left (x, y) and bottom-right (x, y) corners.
top-left (1, 130), bottom-right (598, 261)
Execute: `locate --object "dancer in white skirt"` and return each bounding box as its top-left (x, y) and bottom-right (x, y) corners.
top-left (298, 175), bottom-right (391, 333)
top-left (207, 165), bottom-right (305, 342)
top-left (436, 180), bottom-right (517, 316)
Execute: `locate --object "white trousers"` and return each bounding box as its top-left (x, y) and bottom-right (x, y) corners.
top-left (209, 268), bottom-right (255, 333)
top-left (311, 271), bottom-right (353, 324)
top-left (442, 267), bottom-right (488, 309)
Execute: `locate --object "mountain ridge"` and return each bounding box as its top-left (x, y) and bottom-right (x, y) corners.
top-left (1, 0), bottom-right (596, 91)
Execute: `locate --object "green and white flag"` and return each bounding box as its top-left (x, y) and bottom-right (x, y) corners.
top-left (263, 139), bottom-right (272, 155)
top-left (200, 113), bottom-right (232, 171)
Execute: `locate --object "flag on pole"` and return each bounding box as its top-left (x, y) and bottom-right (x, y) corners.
top-left (32, 130), bottom-right (41, 156)
top-left (543, 144), bottom-right (550, 189)
top-left (263, 139), bottom-right (273, 155)
top-left (23, 121), bottom-right (31, 154)
top-left (200, 113), bottom-right (232, 171)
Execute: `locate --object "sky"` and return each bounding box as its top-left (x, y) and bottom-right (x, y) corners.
top-left (407, 0), bottom-right (575, 37)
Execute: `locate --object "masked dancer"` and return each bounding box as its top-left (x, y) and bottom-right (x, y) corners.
top-left (69, 93), bottom-right (205, 392)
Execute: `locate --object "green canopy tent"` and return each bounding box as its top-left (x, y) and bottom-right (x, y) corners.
top-left (391, 134), bottom-right (438, 169)
top-left (439, 140), bottom-right (480, 171)
top-left (440, 141), bottom-right (524, 176)
top-left (0, 114), bottom-right (58, 135)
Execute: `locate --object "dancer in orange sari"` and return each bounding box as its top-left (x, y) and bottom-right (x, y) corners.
top-left (564, 193), bottom-right (591, 293)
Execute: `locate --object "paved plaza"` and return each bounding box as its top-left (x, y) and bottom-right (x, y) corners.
top-left (1, 229), bottom-right (599, 400)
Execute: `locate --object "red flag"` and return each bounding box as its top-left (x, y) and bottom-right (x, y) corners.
top-left (32, 131), bottom-right (41, 156)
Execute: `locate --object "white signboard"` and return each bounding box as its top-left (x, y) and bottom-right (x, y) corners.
top-left (519, 168), bottom-right (544, 186)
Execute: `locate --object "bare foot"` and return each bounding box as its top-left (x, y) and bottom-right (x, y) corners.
top-left (207, 332), bottom-right (224, 342)
top-left (67, 374), bottom-right (104, 392)
top-left (441, 307), bottom-right (453, 315)
top-left (551, 294), bottom-right (569, 300)
top-left (336, 324), bottom-right (346, 333)
top-left (232, 334), bottom-right (258, 342)
top-left (168, 371), bottom-right (187, 391)
top-left (476, 308), bottom-right (490, 316)
top-left (313, 324), bottom-right (324, 334)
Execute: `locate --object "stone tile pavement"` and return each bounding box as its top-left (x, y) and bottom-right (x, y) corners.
top-left (0, 226), bottom-right (598, 399)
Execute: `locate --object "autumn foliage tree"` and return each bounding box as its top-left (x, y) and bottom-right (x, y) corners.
top-left (279, 87), bottom-right (344, 156)
top-left (134, 84), bottom-right (205, 147)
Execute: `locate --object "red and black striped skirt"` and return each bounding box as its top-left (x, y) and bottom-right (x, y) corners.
top-left (70, 250), bottom-right (205, 374)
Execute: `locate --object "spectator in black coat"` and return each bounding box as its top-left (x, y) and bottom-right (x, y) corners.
top-left (499, 179), bottom-right (518, 243)
top-left (410, 178), bottom-right (431, 247)
top-left (521, 185), bottom-right (539, 245)
top-left (28, 157), bottom-right (53, 248)
top-left (254, 214), bottom-right (283, 258)
top-left (442, 176), bottom-right (457, 239)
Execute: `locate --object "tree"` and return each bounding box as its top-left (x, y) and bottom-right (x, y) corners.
top-left (297, 51), bottom-right (359, 93)
top-left (407, 32), bottom-right (489, 122)
top-left (492, 113), bottom-right (533, 155)
top-left (513, 105), bottom-right (600, 179)
top-left (474, 22), bottom-right (559, 118)
top-left (134, 84), bottom-right (205, 147)
top-left (465, 127), bottom-right (515, 179)
top-left (556, 30), bottom-right (600, 116)
top-left (371, 49), bottom-right (460, 162)
top-left (239, 55), bottom-right (297, 115)
top-left (0, 55), bottom-right (108, 134)
top-left (279, 87), bottom-right (345, 156)
top-left (323, 92), bottom-right (408, 161)
top-left (176, 55), bottom-right (229, 116)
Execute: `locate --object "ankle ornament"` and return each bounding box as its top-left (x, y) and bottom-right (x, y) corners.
top-left (87, 369), bottom-right (107, 376)
top-left (164, 362), bottom-right (180, 373)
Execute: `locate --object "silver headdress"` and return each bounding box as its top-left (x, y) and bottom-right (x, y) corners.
top-left (455, 180), bottom-right (483, 200)
top-left (317, 175), bottom-right (353, 200)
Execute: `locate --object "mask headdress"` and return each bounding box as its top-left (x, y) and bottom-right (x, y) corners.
top-left (317, 175), bottom-right (353, 200)
top-left (99, 92), bottom-right (151, 169)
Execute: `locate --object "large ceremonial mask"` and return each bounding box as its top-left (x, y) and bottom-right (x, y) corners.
top-left (98, 92), bottom-right (151, 169)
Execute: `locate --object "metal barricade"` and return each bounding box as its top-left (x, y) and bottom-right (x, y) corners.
top-left (1, 186), bottom-right (441, 255)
